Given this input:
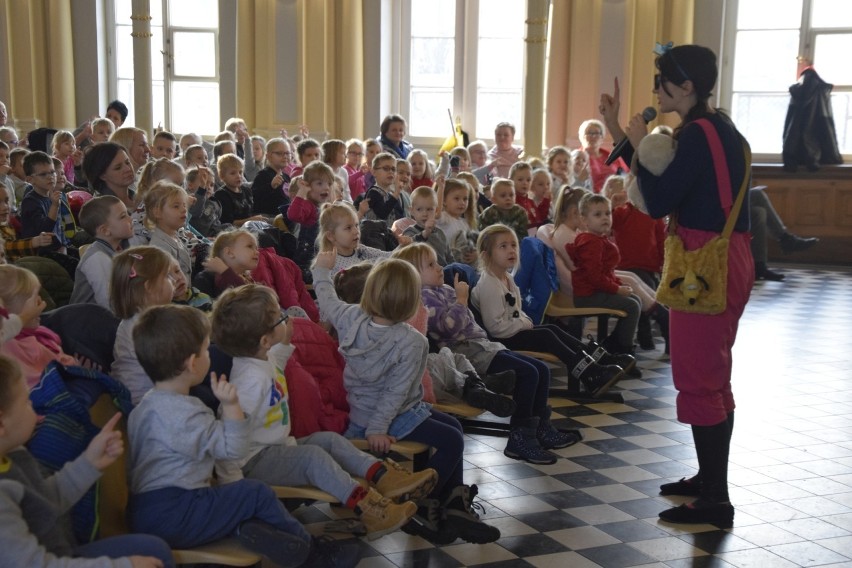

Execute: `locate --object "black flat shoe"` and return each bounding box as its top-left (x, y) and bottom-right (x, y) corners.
top-left (659, 499), bottom-right (734, 528)
top-left (659, 476), bottom-right (701, 497)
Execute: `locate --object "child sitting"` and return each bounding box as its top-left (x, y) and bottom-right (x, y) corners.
top-left (186, 166), bottom-right (230, 237)
top-left (472, 224), bottom-right (628, 397)
top-left (149, 131), bottom-right (177, 161)
top-left (70, 195), bottom-right (133, 308)
top-left (111, 247), bottom-right (177, 404)
top-left (0, 355), bottom-right (174, 567)
top-left (333, 261), bottom-right (515, 417)
top-left (403, 186), bottom-right (454, 266)
top-left (515, 168), bottom-right (552, 233)
top-left (312, 254), bottom-right (501, 545)
top-left (322, 139), bottom-right (353, 203)
top-left (478, 178), bottom-right (528, 242)
top-left (317, 203), bottom-right (389, 275)
top-left (51, 130), bottom-right (82, 186)
top-left (287, 161), bottom-right (335, 275)
top-left (0, 265), bottom-right (77, 388)
top-left (250, 137), bottom-right (292, 217)
top-left (144, 181), bottom-right (193, 283)
top-left (567, 193), bottom-right (642, 356)
top-left (395, 244), bottom-right (582, 466)
top-left (602, 176), bottom-right (669, 352)
top-left (128, 305), bottom-right (351, 566)
top-left (202, 230), bottom-right (318, 321)
top-left (407, 149), bottom-right (433, 190)
top-left (547, 145), bottom-right (572, 190)
top-left (0, 190), bottom-right (55, 263)
top-left (211, 284), bottom-right (434, 541)
top-left (213, 154), bottom-right (266, 227)
top-left (289, 137), bottom-right (322, 179)
top-left (19, 151), bottom-right (75, 259)
top-left (343, 138), bottom-right (367, 199)
top-left (436, 178), bottom-right (478, 266)
top-left (362, 152), bottom-right (404, 227)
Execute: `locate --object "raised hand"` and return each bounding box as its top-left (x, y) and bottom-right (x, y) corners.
top-left (83, 412), bottom-right (124, 471)
top-left (314, 248), bottom-right (336, 270)
top-left (453, 273), bottom-right (469, 306)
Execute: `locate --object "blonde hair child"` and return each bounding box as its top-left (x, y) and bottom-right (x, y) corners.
top-left (316, 203), bottom-right (389, 275)
top-left (287, 161), bottom-right (335, 272)
top-left (546, 146), bottom-right (572, 189)
top-left (143, 181), bottom-right (193, 282)
top-left (51, 130), bottom-right (80, 185)
top-left (435, 178), bottom-right (478, 265)
top-left (407, 149), bottom-right (433, 189)
top-left (312, 251), bottom-right (500, 544)
top-left (0, 265), bottom-right (76, 388)
top-left (472, 224), bottom-right (629, 398)
top-left (205, 229), bottom-right (319, 320)
top-left (90, 118), bottom-right (115, 143)
top-left (344, 138), bottom-right (367, 199)
top-left (321, 139), bottom-right (352, 203)
top-left (517, 168), bottom-right (553, 233)
top-left (110, 246), bottom-right (176, 404)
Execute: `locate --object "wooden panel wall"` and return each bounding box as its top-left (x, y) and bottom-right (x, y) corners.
top-left (753, 165), bottom-right (852, 266)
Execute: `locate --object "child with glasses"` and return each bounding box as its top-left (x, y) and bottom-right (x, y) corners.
top-left (362, 152), bottom-right (404, 228)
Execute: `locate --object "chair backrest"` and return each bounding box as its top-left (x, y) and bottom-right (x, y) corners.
top-left (90, 394), bottom-right (130, 537)
top-left (41, 304), bottom-right (120, 372)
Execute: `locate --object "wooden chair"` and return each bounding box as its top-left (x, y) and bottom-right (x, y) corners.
top-left (543, 291), bottom-right (627, 343)
top-left (90, 395), bottom-right (262, 567)
top-left (433, 401), bottom-right (513, 437)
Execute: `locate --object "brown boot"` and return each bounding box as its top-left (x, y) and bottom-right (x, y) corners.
top-left (356, 488), bottom-right (417, 541)
top-left (373, 459), bottom-right (438, 503)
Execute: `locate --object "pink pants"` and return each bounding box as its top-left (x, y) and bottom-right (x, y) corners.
top-left (669, 228), bottom-right (754, 426)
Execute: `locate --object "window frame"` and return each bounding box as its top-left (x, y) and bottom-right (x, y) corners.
top-left (398, 0), bottom-right (526, 149)
top-left (105, 0), bottom-right (220, 135)
top-left (719, 0), bottom-right (852, 162)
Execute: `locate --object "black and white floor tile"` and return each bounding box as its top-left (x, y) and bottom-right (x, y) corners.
top-left (292, 266), bottom-right (852, 568)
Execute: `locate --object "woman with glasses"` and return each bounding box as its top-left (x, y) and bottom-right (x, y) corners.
top-left (625, 44), bottom-right (752, 529)
top-left (578, 118), bottom-right (626, 193)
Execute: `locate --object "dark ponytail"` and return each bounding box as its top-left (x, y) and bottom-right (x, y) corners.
top-left (656, 45), bottom-right (727, 138)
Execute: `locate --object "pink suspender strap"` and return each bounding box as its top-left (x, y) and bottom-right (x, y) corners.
top-left (694, 118), bottom-right (733, 214)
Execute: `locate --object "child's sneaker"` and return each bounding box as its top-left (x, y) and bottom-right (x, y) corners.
top-left (236, 520), bottom-right (311, 567)
top-left (356, 487), bottom-right (417, 540)
top-left (373, 459), bottom-right (438, 503)
top-left (442, 484), bottom-right (501, 544)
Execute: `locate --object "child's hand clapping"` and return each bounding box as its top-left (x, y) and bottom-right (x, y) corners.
top-left (83, 412), bottom-right (124, 471)
top-left (453, 274), bottom-right (469, 306)
top-left (617, 285), bottom-right (633, 297)
top-left (313, 249), bottom-right (336, 270)
top-left (211, 372), bottom-right (244, 422)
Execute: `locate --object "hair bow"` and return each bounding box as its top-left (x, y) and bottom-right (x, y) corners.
top-left (654, 41), bottom-right (674, 55)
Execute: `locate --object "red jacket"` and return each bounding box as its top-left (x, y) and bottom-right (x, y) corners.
top-left (515, 194), bottom-right (551, 229)
top-left (214, 247), bottom-right (319, 322)
top-left (566, 232), bottom-right (622, 296)
top-left (611, 203), bottom-right (666, 273)
top-left (286, 317), bottom-right (350, 437)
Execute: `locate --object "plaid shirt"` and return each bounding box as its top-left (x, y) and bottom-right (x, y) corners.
top-left (0, 224), bottom-right (37, 261)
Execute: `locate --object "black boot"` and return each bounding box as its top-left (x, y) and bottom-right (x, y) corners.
top-left (442, 485), bottom-right (501, 544)
top-left (659, 420), bottom-right (734, 528)
top-left (462, 372), bottom-right (516, 417)
top-left (536, 405), bottom-right (581, 449)
top-left (504, 417), bottom-right (558, 464)
top-left (602, 336), bottom-right (642, 378)
top-left (584, 335), bottom-right (636, 374)
top-left (636, 313), bottom-right (655, 350)
top-left (660, 411), bottom-right (732, 497)
top-left (482, 370), bottom-right (516, 395)
top-left (755, 261), bottom-right (785, 281)
top-left (570, 355), bottom-right (624, 398)
top-left (779, 232), bottom-right (818, 254)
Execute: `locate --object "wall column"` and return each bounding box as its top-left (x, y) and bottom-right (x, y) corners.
top-left (130, 0), bottom-right (153, 136)
top-left (523, 0), bottom-right (549, 156)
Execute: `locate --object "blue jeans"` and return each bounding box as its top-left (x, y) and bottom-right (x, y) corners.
top-left (129, 478), bottom-right (309, 549)
top-left (75, 534), bottom-right (175, 567)
top-left (487, 350), bottom-right (550, 425)
top-left (402, 410), bottom-right (465, 499)
top-left (244, 431), bottom-right (379, 503)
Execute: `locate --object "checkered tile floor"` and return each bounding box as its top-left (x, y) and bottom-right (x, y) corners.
top-left (291, 266), bottom-right (852, 568)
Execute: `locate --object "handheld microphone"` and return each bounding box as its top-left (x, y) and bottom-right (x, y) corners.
top-left (605, 107), bottom-right (657, 166)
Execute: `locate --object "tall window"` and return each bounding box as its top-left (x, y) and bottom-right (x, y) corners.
top-left (110, 0), bottom-right (220, 135)
top-left (726, 0), bottom-right (852, 156)
top-left (405, 0), bottom-right (526, 141)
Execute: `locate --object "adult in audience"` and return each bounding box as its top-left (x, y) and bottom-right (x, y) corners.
top-left (83, 142), bottom-right (137, 209)
top-left (579, 118), bottom-right (626, 192)
top-left (377, 114), bottom-right (413, 159)
top-left (110, 127), bottom-right (150, 171)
